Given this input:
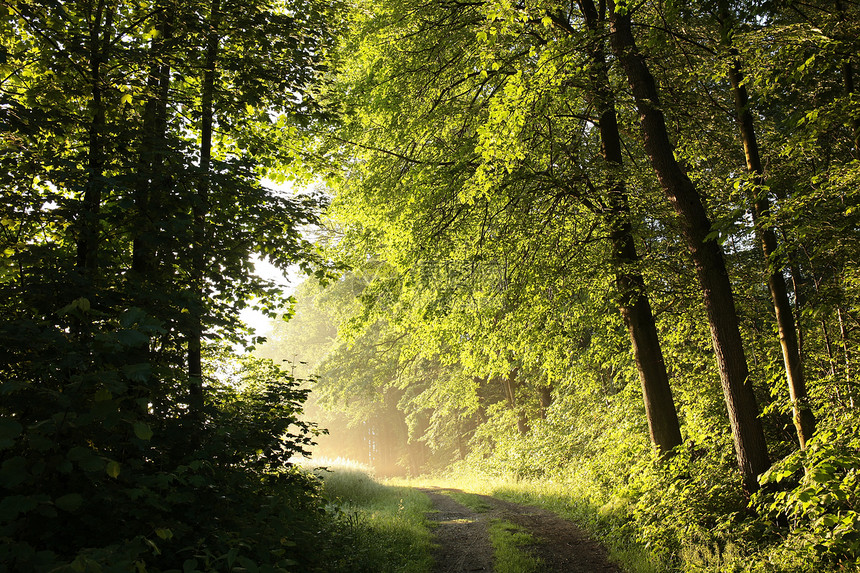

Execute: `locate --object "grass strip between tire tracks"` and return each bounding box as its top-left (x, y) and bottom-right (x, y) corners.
top-left (489, 519), bottom-right (543, 573)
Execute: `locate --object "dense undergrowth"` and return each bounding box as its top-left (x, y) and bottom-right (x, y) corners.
top-left (0, 351), bottom-right (331, 573)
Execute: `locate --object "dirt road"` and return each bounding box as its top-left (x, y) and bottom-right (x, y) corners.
top-left (421, 487), bottom-right (622, 573)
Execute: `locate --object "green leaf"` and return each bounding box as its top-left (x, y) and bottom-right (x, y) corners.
top-left (57, 297), bottom-right (90, 316)
top-left (0, 494), bottom-right (38, 520)
top-left (79, 455), bottom-right (105, 473)
top-left (0, 417), bottom-right (22, 439)
top-left (0, 418), bottom-right (22, 450)
top-left (55, 493), bottom-right (83, 512)
top-left (156, 528), bottom-right (173, 540)
top-left (236, 557), bottom-right (260, 573)
top-left (810, 468), bottom-right (833, 484)
top-left (67, 446), bottom-right (92, 462)
top-left (116, 329), bottom-right (149, 348)
top-left (105, 461), bottom-right (121, 478)
top-left (0, 456), bottom-right (28, 488)
top-left (133, 421), bottom-right (153, 441)
top-left (94, 387), bottom-right (112, 402)
top-left (123, 363), bottom-right (151, 382)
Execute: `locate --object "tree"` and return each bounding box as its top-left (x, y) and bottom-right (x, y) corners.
top-left (573, 0), bottom-right (682, 454)
top-left (607, 0), bottom-right (770, 494)
top-left (0, 0), bottom-right (340, 568)
top-left (712, 0), bottom-right (816, 448)
top-left (320, 0), bottom-right (684, 458)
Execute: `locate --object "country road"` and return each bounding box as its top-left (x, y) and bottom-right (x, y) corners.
top-left (421, 487), bottom-right (622, 573)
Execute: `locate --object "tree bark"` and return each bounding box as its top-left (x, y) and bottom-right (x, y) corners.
top-left (837, 307), bottom-right (853, 402)
top-left (721, 9), bottom-right (816, 448)
top-left (608, 2), bottom-right (770, 494)
top-left (133, 5), bottom-right (171, 277)
top-left (836, 0), bottom-right (860, 155)
top-left (188, 0), bottom-right (220, 413)
top-left (789, 263), bottom-right (805, 357)
top-left (77, 0), bottom-right (112, 279)
top-left (502, 368), bottom-right (529, 435)
top-left (574, 0), bottom-right (683, 456)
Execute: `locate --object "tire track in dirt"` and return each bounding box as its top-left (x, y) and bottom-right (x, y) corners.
top-left (421, 487), bottom-right (621, 573)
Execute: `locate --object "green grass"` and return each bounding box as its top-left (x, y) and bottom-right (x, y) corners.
top-left (438, 489), bottom-right (493, 512)
top-left (311, 462), bottom-right (434, 573)
top-left (488, 519), bottom-right (542, 573)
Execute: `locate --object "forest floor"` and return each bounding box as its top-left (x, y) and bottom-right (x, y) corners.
top-left (421, 487), bottom-right (622, 573)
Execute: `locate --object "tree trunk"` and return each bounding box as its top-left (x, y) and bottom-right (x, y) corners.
top-left (836, 0), bottom-right (860, 155)
top-left (188, 0), bottom-right (220, 413)
top-left (721, 10), bottom-right (816, 448)
top-left (502, 368), bottom-right (529, 435)
top-left (133, 6), bottom-right (171, 277)
top-left (538, 385), bottom-right (552, 419)
top-left (575, 0), bottom-right (683, 456)
top-left (127, 12), bottom-right (171, 403)
top-left (837, 306), bottom-right (853, 405)
top-left (77, 0), bottom-right (112, 280)
top-left (789, 262), bottom-right (805, 357)
top-left (608, 2), bottom-right (770, 494)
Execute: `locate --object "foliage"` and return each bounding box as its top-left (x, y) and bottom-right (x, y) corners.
top-left (252, 0), bottom-right (860, 567)
top-left (0, 0), bottom-right (344, 570)
top-left (755, 413), bottom-right (860, 568)
top-left (4, 0), bottom-right (857, 569)
top-left (0, 348), bottom-right (327, 572)
top-left (313, 464), bottom-right (434, 573)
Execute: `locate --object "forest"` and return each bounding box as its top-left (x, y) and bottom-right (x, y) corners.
top-left (1, 0), bottom-right (859, 571)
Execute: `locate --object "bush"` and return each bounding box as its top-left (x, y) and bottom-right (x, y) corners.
top-left (754, 414), bottom-right (860, 568)
top-left (0, 333), bottom-right (328, 572)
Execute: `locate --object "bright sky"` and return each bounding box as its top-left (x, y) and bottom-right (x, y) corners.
top-left (238, 178), bottom-right (309, 337)
top-left (239, 255), bottom-right (298, 337)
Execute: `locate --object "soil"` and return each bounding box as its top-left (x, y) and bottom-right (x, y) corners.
top-left (421, 487), bottom-right (622, 573)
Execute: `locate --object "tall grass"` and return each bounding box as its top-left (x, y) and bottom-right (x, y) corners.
top-left (307, 459), bottom-right (434, 573)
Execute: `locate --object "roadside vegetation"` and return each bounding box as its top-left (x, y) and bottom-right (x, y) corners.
top-left (312, 461), bottom-right (434, 573)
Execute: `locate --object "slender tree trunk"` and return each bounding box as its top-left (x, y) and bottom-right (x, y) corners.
top-left (538, 385), bottom-right (552, 419)
top-left (502, 368), bottom-right (529, 435)
top-left (133, 7), bottom-right (171, 277)
top-left (837, 307), bottom-right (853, 400)
top-left (575, 0), bottom-right (683, 456)
top-left (721, 10), bottom-right (816, 448)
top-left (836, 0), bottom-right (860, 155)
top-left (789, 262), bottom-right (805, 357)
top-left (77, 0), bottom-right (112, 279)
top-left (822, 317), bottom-right (838, 378)
top-left (608, 2), bottom-right (769, 494)
top-left (188, 0), bottom-right (220, 412)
